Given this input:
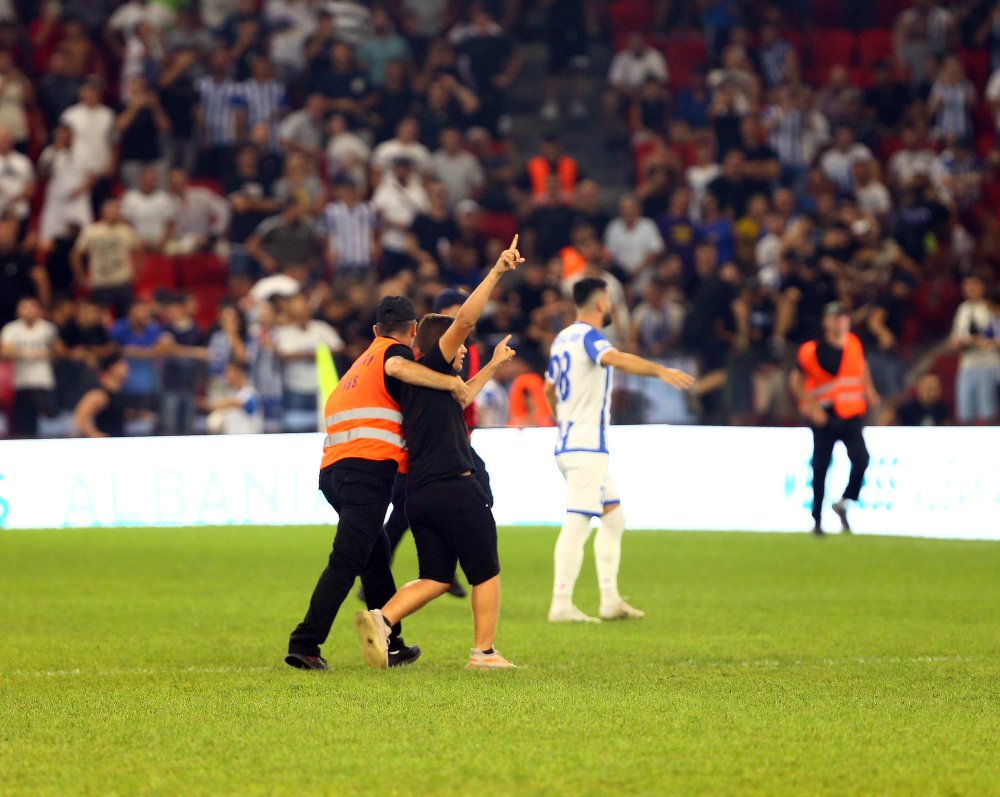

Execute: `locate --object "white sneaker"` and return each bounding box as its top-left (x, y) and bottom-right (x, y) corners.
top-left (599, 600), bottom-right (645, 620)
top-left (466, 648), bottom-right (517, 670)
top-left (548, 604), bottom-right (601, 623)
top-left (540, 101), bottom-right (559, 121)
top-left (354, 609), bottom-right (390, 669)
top-left (832, 499), bottom-right (852, 533)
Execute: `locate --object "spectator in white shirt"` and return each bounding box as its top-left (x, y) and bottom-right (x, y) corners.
top-left (371, 115), bottom-right (432, 177)
top-left (326, 111), bottom-right (372, 193)
top-left (61, 80), bottom-right (116, 189)
top-left (430, 126), bottom-right (484, 209)
top-left (37, 124), bottom-right (94, 249)
top-left (853, 159), bottom-right (892, 217)
top-left (202, 359), bottom-right (265, 434)
top-left (603, 195), bottom-right (665, 284)
top-left (0, 125), bottom-right (35, 224)
top-left (0, 297), bottom-right (58, 437)
top-left (273, 290), bottom-right (344, 431)
top-left (165, 169), bottom-right (231, 255)
top-left (121, 166), bottom-right (176, 250)
top-left (887, 125), bottom-right (937, 191)
top-left (607, 32), bottom-right (668, 97)
top-left (949, 273), bottom-right (999, 423)
top-left (371, 155), bottom-right (429, 275)
top-left (819, 125), bottom-right (874, 194)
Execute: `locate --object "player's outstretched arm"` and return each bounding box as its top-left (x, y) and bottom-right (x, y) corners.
top-left (601, 349), bottom-right (695, 390)
top-left (385, 356), bottom-right (471, 405)
top-left (461, 334), bottom-right (516, 409)
top-left (438, 234), bottom-right (524, 362)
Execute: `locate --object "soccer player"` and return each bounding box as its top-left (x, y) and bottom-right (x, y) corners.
top-left (788, 301), bottom-right (879, 535)
top-left (284, 296), bottom-right (471, 671)
top-left (544, 277), bottom-right (694, 623)
top-left (355, 238), bottom-right (522, 671)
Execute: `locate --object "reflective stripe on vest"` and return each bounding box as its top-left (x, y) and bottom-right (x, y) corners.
top-left (798, 333), bottom-right (867, 419)
top-left (324, 426), bottom-right (405, 449)
top-left (526, 156), bottom-right (579, 197)
top-left (325, 407), bottom-right (404, 427)
top-left (319, 336), bottom-right (409, 471)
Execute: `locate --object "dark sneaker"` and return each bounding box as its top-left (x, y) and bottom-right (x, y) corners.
top-left (388, 644), bottom-right (422, 668)
top-left (812, 522), bottom-right (825, 537)
top-left (285, 653), bottom-right (329, 670)
top-left (447, 580), bottom-right (467, 598)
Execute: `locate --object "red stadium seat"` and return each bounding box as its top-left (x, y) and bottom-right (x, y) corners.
top-left (477, 211), bottom-right (518, 244)
top-left (191, 285), bottom-right (229, 331)
top-left (176, 253), bottom-right (228, 288)
top-left (134, 253), bottom-right (177, 294)
top-left (658, 34), bottom-right (707, 90)
top-left (609, 0), bottom-right (653, 42)
top-left (807, 29), bottom-right (856, 74)
top-left (857, 29), bottom-right (893, 69)
top-left (957, 48), bottom-right (990, 92)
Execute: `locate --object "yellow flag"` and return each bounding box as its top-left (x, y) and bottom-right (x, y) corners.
top-left (315, 344), bottom-right (340, 430)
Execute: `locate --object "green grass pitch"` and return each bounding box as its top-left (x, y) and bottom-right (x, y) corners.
top-left (1, 525), bottom-right (998, 796)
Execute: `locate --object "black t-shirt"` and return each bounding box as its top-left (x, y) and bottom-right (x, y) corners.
top-left (897, 398), bottom-right (948, 427)
top-left (225, 174), bottom-right (273, 243)
top-left (0, 248), bottom-right (37, 327)
top-left (396, 340), bottom-right (472, 490)
top-left (814, 338), bottom-right (844, 376)
top-left (118, 107), bottom-right (161, 161)
top-left (383, 342), bottom-right (413, 404)
top-left (526, 205), bottom-right (576, 261)
top-left (159, 77), bottom-right (197, 139)
top-left (708, 175), bottom-right (754, 218)
top-left (59, 319), bottom-right (110, 349)
top-left (96, 386), bottom-right (126, 437)
top-left (412, 212), bottom-right (459, 262)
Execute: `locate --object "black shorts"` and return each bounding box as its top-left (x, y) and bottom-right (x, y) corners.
top-left (406, 476), bottom-right (500, 587)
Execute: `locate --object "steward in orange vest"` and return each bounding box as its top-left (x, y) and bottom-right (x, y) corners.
top-left (522, 131), bottom-right (581, 204)
top-left (789, 302), bottom-right (880, 536)
top-left (286, 296), bottom-right (468, 670)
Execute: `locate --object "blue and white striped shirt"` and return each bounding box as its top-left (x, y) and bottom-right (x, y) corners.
top-left (195, 76), bottom-right (245, 145)
top-left (239, 79), bottom-right (288, 146)
top-left (322, 200), bottom-right (377, 268)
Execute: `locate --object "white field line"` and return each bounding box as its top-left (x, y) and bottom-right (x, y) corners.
top-left (0, 655), bottom-right (981, 679)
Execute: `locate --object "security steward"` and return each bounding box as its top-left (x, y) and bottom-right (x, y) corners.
top-left (285, 296), bottom-right (470, 670)
top-left (788, 301), bottom-right (880, 535)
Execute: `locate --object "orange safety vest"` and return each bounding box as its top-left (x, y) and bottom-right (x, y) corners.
top-left (560, 245), bottom-right (587, 281)
top-left (526, 155), bottom-right (579, 198)
top-left (320, 336), bottom-right (408, 472)
top-left (507, 372), bottom-right (556, 428)
top-left (797, 333), bottom-right (868, 419)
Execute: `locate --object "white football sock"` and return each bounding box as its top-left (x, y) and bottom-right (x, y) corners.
top-left (595, 506), bottom-right (625, 606)
top-left (552, 512), bottom-right (593, 608)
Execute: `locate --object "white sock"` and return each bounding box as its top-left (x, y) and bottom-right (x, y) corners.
top-left (595, 506), bottom-right (625, 606)
top-left (552, 512), bottom-right (593, 609)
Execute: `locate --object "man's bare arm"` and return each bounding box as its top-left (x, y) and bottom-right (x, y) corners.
top-left (600, 349), bottom-right (694, 390)
top-left (385, 356), bottom-right (471, 405)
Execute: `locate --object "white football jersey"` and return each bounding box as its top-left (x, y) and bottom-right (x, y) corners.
top-left (546, 321), bottom-right (616, 455)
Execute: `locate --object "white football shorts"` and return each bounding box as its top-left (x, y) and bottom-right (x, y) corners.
top-left (556, 451), bottom-right (620, 517)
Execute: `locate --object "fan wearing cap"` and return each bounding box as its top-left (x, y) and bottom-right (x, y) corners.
top-left (285, 296), bottom-right (472, 671)
top-left (379, 286), bottom-right (491, 600)
top-left (788, 301), bottom-right (880, 535)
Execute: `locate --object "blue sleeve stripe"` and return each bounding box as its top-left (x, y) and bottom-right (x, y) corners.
top-left (567, 509), bottom-right (601, 518)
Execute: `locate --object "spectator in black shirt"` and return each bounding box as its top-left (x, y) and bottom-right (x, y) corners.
top-left (410, 181), bottom-right (459, 266)
top-left (524, 178), bottom-right (576, 262)
top-left (371, 59), bottom-right (416, 143)
top-left (225, 146), bottom-right (282, 277)
top-left (452, 4), bottom-right (522, 133)
top-left (865, 60), bottom-right (910, 131)
top-left (709, 150), bottom-right (755, 220)
top-left (116, 75), bottom-right (171, 188)
top-left (74, 354), bottom-right (130, 438)
top-left (37, 49), bottom-right (83, 132)
top-left (157, 47), bottom-right (199, 175)
top-left (357, 237), bottom-right (522, 671)
top-left (891, 373), bottom-right (950, 426)
top-left (309, 41), bottom-right (373, 127)
top-left (57, 298), bottom-right (115, 408)
top-left (0, 218), bottom-right (48, 327)
top-left (739, 115), bottom-right (780, 196)
top-left (160, 293), bottom-right (207, 436)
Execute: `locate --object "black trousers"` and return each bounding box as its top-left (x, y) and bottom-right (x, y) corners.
top-left (385, 447), bottom-right (494, 557)
top-left (288, 465), bottom-right (403, 656)
top-left (810, 415), bottom-right (870, 522)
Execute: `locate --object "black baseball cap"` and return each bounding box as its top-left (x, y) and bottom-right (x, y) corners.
top-left (376, 295), bottom-right (417, 325)
top-left (433, 288), bottom-right (468, 313)
top-left (824, 301), bottom-right (849, 317)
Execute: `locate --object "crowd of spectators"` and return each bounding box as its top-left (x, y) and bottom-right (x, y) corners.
top-left (1, 0), bottom-right (998, 440)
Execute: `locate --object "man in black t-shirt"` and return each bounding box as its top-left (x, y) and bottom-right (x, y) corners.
top-left (355, 237), bottom-right (522, 671)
